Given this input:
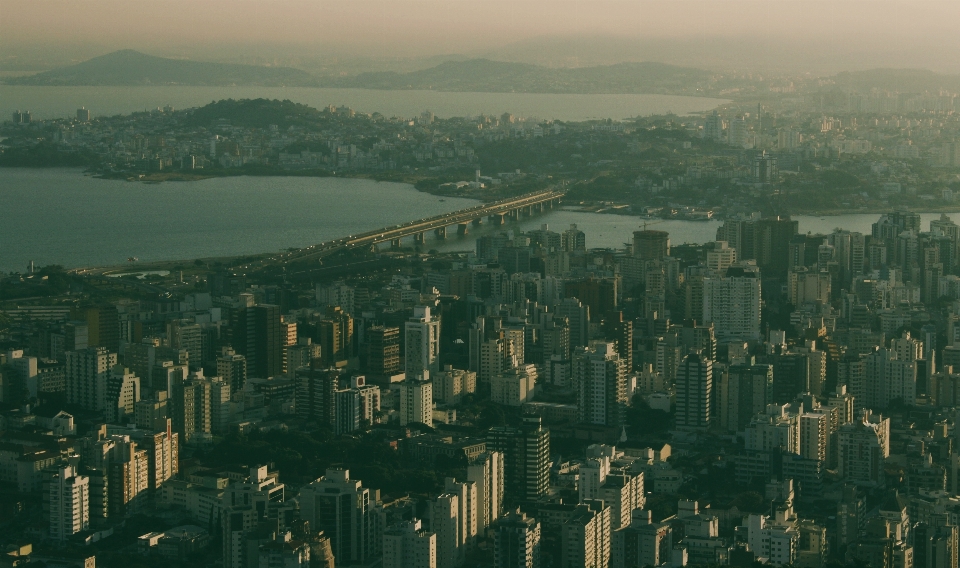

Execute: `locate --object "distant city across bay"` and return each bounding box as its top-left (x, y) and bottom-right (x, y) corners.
top-left (0, 85), bottom-right (728, 123)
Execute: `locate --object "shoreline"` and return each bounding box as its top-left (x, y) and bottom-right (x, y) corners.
top-left (10, 164), bottom-right (960, 218)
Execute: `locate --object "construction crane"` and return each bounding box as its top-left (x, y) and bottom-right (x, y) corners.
top-left (639, 219), bottom-right (666, 231)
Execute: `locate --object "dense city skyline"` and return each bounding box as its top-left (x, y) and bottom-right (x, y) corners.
top-left (2, 2), bottom-right (960, 568)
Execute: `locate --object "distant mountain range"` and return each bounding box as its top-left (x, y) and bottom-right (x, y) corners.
top-left (5, 50), bottom-right (960, 96)
top-left (3, 50), bottom-right (712, 94)
top-left (4, 49), bottom-right (319, 87)
top-left (323, 59), bottom-right (714, 94)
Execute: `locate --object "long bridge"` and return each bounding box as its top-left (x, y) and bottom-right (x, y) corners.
top-left (258, 189), bottom-right (564, 267)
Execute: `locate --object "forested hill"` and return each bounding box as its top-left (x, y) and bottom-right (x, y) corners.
top-left (5, 50), bottom-right (319, 87)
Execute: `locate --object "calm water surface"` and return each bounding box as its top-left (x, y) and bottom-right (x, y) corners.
top-left (2, 169), bottom-right (953, 273)
top-left (0, 85), bottom-right (728, 122)
top-left (0, 169), bottom-right (479, 272)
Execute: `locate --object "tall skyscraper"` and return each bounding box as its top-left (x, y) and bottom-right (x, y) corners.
top-left (48, 465), bottom-right (89, 542)
top-left (487, 416), bottom-right (550, 502)
top-left (675, 352), bottom-right (713, 431)
top-left (298, 468), bottom-right (383, 565)
top-left (573, 343), bottom-right (628, 427)
top-left (406, 306), bottom-right (441, 376)
top-left (494, 510), bottom-right (541, 568)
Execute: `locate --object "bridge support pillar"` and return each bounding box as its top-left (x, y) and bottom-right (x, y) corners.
top-left (414, 232), bottom-right (425, 245)
top-left (458, 223), bottom-right (469, 235)
top-left (526, 205), bottom-right (533, 216)
top-left (492, 214), bottom-right (505, 225)
top-left (472, 217), bottom-right (483, 226)
top-left (390, 238), bottom-right (402, 248)
top-left (513, 208), bottom-right (521, 220)
top-left (435, 226), bottom-right (447, 239)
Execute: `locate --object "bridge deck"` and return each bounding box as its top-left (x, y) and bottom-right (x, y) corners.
top-left (272, 189), bottom-right (563, 265)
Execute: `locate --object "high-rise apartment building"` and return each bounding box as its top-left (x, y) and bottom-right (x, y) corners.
top-left (383, 518), bottom-right (437, 568)
top-left (561, 501), bottom-right (611, 568)
top-left (284, 338), bottom-right (321, 377)
top-left (433, 366), bottom-right (477, 405)
top-left (702, 263), bottom-right (762, 341)
top-left (556, 298), bottom-right (589, 349)
top-left (726, 362), bottom-right (773, 431)
top-left (167, 320), bottom-right (203, 369)
top-left (296, 367), bottom-right (339, 426)
top-left (217, 347), bottom-right (248, 393)
top-left (799, 412), bottom-right (829, 463)
top-left (48, 465), bottom-right (89, 542)
top-left (298, 468), bottom-right (383, 565)
top-left (366, 326), bottom-right (401, 376)
top-left (706, 241), bottom-right (737, 273)
top-left (106, 435), bottom-right (150, 516)
top-left (675, 353), bottom-right (713, 431)
top-left (494, 510), bottom-right (541, 568)
top-left (611, 512), bottom-right (673, 568)
top-left (230, 303), bottom-right (281, 378)
top-left (562, 224), bottom-right (586, 252)
top-left (573, 343), bottom-right (628, 427)
top-left (172, 371), bottom-right (213, 443)
top-left (406, 307), bottom-right (441, 376)
top-left (319, 306), bottom-right (354, 367)
top-left (468, 451), bottom-right (505, 531)
top-left (428, 492), bottom-right (462, 568)
top-left (106, 365), bottom-right (140, 424)
top-left (400, 374), bottom-right (433, 427)
top-left (487, 416), bottom-right (550, 501)
top-left (79, 305), bottom-right (120, 352)
top-left (838, 413), bottom-right (890, 487)
top-left (66, 347), bottom-right (117, 412)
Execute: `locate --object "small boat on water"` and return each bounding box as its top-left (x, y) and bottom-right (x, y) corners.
top-left (127, 257), bottom-right (138, 262)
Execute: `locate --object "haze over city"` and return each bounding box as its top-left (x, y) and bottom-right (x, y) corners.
top-left (2, 0), bottom-right (960, 73)
top-left (2, 2), bottom-right (960, 568)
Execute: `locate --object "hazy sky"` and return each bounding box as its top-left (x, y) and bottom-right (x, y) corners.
top-left (2, 0), bottom-right (959, 72)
